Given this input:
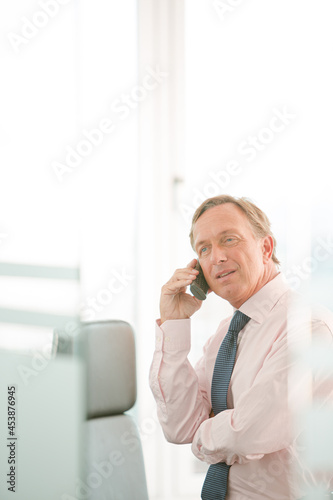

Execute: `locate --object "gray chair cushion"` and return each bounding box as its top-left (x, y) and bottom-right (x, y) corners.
top-left (82, 320), bottom-right (137, 418)
top-left (83, 414), bottom-right (149, 500)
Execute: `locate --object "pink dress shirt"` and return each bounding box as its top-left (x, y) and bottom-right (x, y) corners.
top-left (149, 273), bottom-right (333, 499)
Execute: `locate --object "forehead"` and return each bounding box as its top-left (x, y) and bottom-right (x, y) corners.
top-left (193, 203), bottom-right (253, 246)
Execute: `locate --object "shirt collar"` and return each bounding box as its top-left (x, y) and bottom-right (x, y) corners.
top-left (237, 272), bottom-right (290, 324)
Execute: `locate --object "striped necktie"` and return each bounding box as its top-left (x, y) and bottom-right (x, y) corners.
top-left (201, 310), bottom-right (251, 500)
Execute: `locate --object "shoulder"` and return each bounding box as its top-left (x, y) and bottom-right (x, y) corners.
top-left (284, 288), bottom-right (333, 343)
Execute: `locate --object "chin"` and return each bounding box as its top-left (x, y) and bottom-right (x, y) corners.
top-left (215, 284), bottom-right (240, 304)
top-left (213, 288), bottom-right (232, 301)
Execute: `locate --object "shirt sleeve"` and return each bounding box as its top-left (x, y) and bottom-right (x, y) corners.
top-left (149, 318), bottom-right (212, 444)
top-left (191, 319), bottom-right (333, 466)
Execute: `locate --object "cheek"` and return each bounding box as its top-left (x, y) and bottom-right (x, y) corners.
top-left (236, 250), bottom-right (261, 272)
top-left (201, 261), bottom-right (211, 279)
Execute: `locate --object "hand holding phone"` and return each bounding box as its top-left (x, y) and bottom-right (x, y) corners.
top-left (190, 261), bottom-right (209, 300)
top-left (160, 259), bottom-right (203, 323)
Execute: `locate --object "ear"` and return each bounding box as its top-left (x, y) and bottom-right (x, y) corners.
top-left (262, 235), bottom-right (274, 263)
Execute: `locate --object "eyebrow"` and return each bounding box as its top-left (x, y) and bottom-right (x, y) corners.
top-left (194, 229), bottom-right (240, 250)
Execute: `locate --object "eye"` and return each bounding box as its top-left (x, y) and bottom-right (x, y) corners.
top-left (200, 246), bottom-right (207, 255)
top-left (224, 236), bottom-right (238, 245)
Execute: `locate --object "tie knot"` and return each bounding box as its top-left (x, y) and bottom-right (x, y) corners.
top-left (229, 310), bottom-right (251, 335)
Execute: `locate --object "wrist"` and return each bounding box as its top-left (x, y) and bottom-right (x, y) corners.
top-left (160, 316), bottom-right (190, 325)
top-left (160, 317), bottom-right (176, 325)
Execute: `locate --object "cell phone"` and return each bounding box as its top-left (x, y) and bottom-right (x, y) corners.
top-left (190, 261), bottom-right (209, 300)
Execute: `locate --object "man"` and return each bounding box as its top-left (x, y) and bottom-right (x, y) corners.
top-left (149, 194), bottom-right (333, 499)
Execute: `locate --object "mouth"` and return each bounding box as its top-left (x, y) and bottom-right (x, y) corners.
top-left (215, 270), bottom-right (236, 280)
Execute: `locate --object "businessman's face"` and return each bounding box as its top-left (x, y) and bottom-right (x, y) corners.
top-left (192, 203), bottom-right (274, 308)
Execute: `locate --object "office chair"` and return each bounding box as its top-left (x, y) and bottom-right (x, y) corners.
top-left (80, 320), bottom-right (149, 500)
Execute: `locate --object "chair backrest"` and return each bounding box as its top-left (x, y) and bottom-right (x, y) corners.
top-left (80, 320), bottom-right (149, 500)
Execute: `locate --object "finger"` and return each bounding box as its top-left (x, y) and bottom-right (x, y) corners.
top-left (186, 258), bottom-right (198, 269)
top-left (172, 269), bottom-right (199, 281)
top-left (162, 277), bottom-right (196, 294)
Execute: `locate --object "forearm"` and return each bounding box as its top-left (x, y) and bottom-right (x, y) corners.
top-left (192, 324), bottom-right (333, 466)
top-left (192, 382), bottom-right (289, 465)
top-left (149, 319), bottom-right (211, 444)
top-left (192, 343), bottom-right (292, 465)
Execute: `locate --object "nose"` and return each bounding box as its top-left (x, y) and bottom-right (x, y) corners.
top-left (210, 244), bottom-right (227, 265)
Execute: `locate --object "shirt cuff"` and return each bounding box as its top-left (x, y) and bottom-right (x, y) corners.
top-left (155, 318), bottom-right (191, 352)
